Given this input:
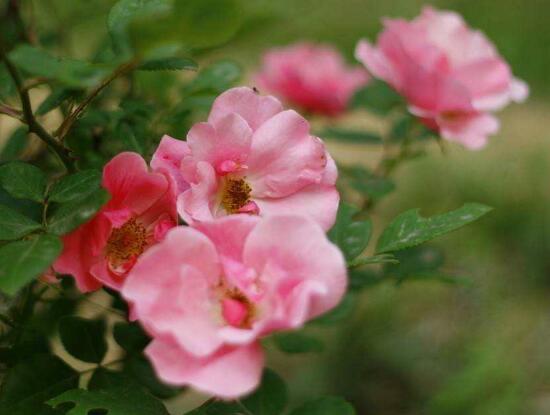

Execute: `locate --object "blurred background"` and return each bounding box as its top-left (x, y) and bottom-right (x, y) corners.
top-left (2, 1), bottom-right (549, 414)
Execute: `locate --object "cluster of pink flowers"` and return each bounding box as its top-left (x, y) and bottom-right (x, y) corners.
top-left (54, 87), bottom-right (345, 398)
top-left (52, 6), bottom-right (528, 400)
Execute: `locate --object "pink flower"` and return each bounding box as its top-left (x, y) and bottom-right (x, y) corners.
top-left (255, 42), bottom-right (370, 116)
top-left (163, 86), bottom-right (339, 230)
top-left (54, 152), bottom-right (177, 292)
top-left (122, 214), bottom-right (347, 398)
top-left (355, 6), bottom-right (529, 149)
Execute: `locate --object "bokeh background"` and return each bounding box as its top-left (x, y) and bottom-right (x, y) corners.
top-left (2, 1), bottom-right (549, 414)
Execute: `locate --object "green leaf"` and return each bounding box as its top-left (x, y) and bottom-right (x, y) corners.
top-left (58, 316), bottom-right (107, 364)
top-left (351, 80), bottom-right (403, 114)
top-left (36, 88), bottom-right (80, 116)
top-left (321, 128), bottom-right (382, 144)
top-left (0, 204), bottom-right (42, 240)
top-left (328, 203), bottom-right (372, 261)
top-left (124, 356), bottom-right (181, 399)
top-left (139, 56), bottom-right (198, 71)
top-left (9, 45), bottom-right (109, 87)
top-left (339, 164), bottom-right (395, 201)
top-left (48, 170), bottom-right (102, 203)
top-left (0, 354), bottom-right (78, 415)
top-left (47, 188), bottom-right (109, 235)
top-left (0, 65), bottom-right (16, 99)
top-left (240, 369), bottom-right (288, 415)
top-left (289, 396), bottom-right (356, 415)
top-left (48, 373), bottom-right (170, 415)
top-left (273, 332), bottom-right (324, 354)
top-left (0, 127), bottom-right (28, 162)
top-left (185, 60), bottom-right (242, 95)
top-left (376, 203), bottom-right (493, 254)
top-left (0, 161), bottom-right (47, 202)
top-left (113, 322), bottom-right (150, 353)
top-left (0, 233), bottom-right (62, 295)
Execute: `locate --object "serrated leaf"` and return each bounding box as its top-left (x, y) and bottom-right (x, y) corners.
top-left (0, 354), bottom-right (78, 415)
top-left (58, 316), bottom-right (107, 364)
top-left (48, 170), bottom-right (102, 203)
top-left (289, 396), bottom-right (356, 415)
top-left (139, 57), bottom-right (198, 71)
top-left (0, 204), bottom-right (42, 240)
top-left (9, 45), bottom-right (110, 87)
top-left (47, 188), bottom-right (109, 235)
top-left (328, 203), bottom-right (372, 261)
top-left (0, 161), bottom-right (46, 202)
top-left (0, 127), bottom-right (28, 162)
top-left (376, 203), bottom-right (493, 254)
top-left (48, 373), bottom-right (169, 415)
top-left (321, 128), bottom-right (382, 144)
top-left (273, 332), bottom-right (324, 354)
top-left (0, 233), bottom-right (62, 295)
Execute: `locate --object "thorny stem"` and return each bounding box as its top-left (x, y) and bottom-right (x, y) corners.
top-left (55, 58), bottom-right (141, 141)
top-left (1, 56), bottom-right (76, 172)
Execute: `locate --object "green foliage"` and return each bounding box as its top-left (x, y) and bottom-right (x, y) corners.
top-left (113, 321), bottom-right (150, 353)
top-left (329, 202), bottom-right (372, 261)
top-left (0, 65), bottom-right (16, 99)
top-left (9, 45), bottom-right (110, 87)
top-left (124, 356), bottom-right (181, 399)
top-left (0, 354), bottom-right (78, 415)
top-left (0, 204), bottom-right (42, 240)
top-left (0, 161), bottom-right (47, 202)
top-left (0, 127), bottom-right (28, 163)
top-left (351, 80), bottom-right (403, 114)
top-left (0, 233), bottom-right (62, 295)
top-left (36, 88), bottom-right (81, 116)
top-left (377, 203), bottom-right (493, 254)
top-left (139, 56), bottom-right (198, 71)
top-left (48, 170), bottom-right (102, 203)
top-left (184, 60), bottom-right (242, 95)
top-left (289, 396), bottom-right (356, 415)
top-left (58, 316), bottom-right (107, 364)
top-left (321, 128), bottom-right (382, 144)
top-left (273, 332), bottom-right (324, 354)
top-left (47, 188), bottom-right (109, 235)
top-left (48, 371), bottom-right (169, 415)
top-left (339, 164), bottom-right (395, 202)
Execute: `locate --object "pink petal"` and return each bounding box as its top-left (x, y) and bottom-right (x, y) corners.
top-left (438, 112), bottom-right (499, 150)
top-left (177, 162), bottom-right (219, 224)
top-left (145, 337), bottom-right (264, 399)
top-left (208, 87), bottom-right (283, 131)
top-left (151, 135), bottom-right (191, 194)
top-left (246, 110), bottom-right (326, 198)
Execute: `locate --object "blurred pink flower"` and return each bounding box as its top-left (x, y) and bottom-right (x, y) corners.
top-left (168, 86), bottom-right (339, 230)
top-left (255, 42), bottom-right (370, 116)
top-left (355, 6), bottom-right (528, 149)
top-left (54, 152), bottom-right (177, 292)
top-left (122, 214), bottom-right (347, 398)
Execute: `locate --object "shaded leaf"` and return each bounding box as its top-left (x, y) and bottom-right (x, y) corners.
top-left (0, 204), bottom-right (42, 240)
top-left (240, 368), bottom-right (288, 415)
top-left (58, 316), bottom-right (107, 364)
top-left (328, 203), bottom-right (372, 261)
top-left (48, 170), bottom-right (102, 203)
top-left (184, 60), bottom-right (242, 95)
top-left (113, 322), bottom-right (150, 353)
top-left (124, 356), bottom-right (181, 399)
top-left (377, 203), bottom-right (493, 254)
top-left (139, 56), bottom-right (198, 71)
top-left (0, 233), bottom-right (62, 295)
top-left (0, 127), bottom-right (28, 163)
top-left (36, 88), bottom-right (80, 116)
top-left (0, 161), bottom-right (46, 202)
top-left (0, 354), bottom-right (78, 415)
top-left (351, 80), bottom-right (402, 114)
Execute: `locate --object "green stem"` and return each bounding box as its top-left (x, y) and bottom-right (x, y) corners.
top-left (1, 56), bottom-right (76, 173)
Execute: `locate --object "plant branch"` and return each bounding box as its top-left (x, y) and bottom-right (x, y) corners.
top-left (0, 103), bottom-right (24, 122)
top-left (55, 59), bottom-right (141, 141)
top-left (1, 56), bottom-right (76, 172)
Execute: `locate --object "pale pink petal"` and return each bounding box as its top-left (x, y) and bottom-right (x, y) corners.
top-left (151, 135), bottom-right (191, 193)
top-left (510, 78), bottom-right (529, 103)
top-left (438, 112), bottom-right (500, 150)
top-left (208, 87), bottom-right (283, 131)
top-left (145, 338), bottom-right (264, 399)
top-left (246, 110), bottom-right (326, 198)
top-left (177, 162), bottom-right (218, 224)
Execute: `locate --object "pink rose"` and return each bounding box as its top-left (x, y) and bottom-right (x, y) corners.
top-left (355, 6), bottom-right (528, 149)
top-left (122, 215), bottom-right (347, 398)
top-left (54, 152), bottom-right (177, 292)
top-left (256, 42), bottom-right (370, 116)
top-left (163, 86), bottom-right (339, 230)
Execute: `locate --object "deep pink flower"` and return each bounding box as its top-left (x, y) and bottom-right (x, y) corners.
top-left (163, 86), bottom-right (339, 230)
top-left (54, 152), bottom-right (177, 292)
top-left (355, 7), bottom-right (528, 149)
top-left (122, 215), bottom-right (347, 398)
top-left (255, 43), bottom-right (370, 116)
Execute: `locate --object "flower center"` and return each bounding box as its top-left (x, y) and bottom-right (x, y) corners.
top-left (105, 217), bottom-right (148, 273)
top-left (221, 178), bottom-right (252, 214)
top-left (221, 288), bottom-right (255, 329)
